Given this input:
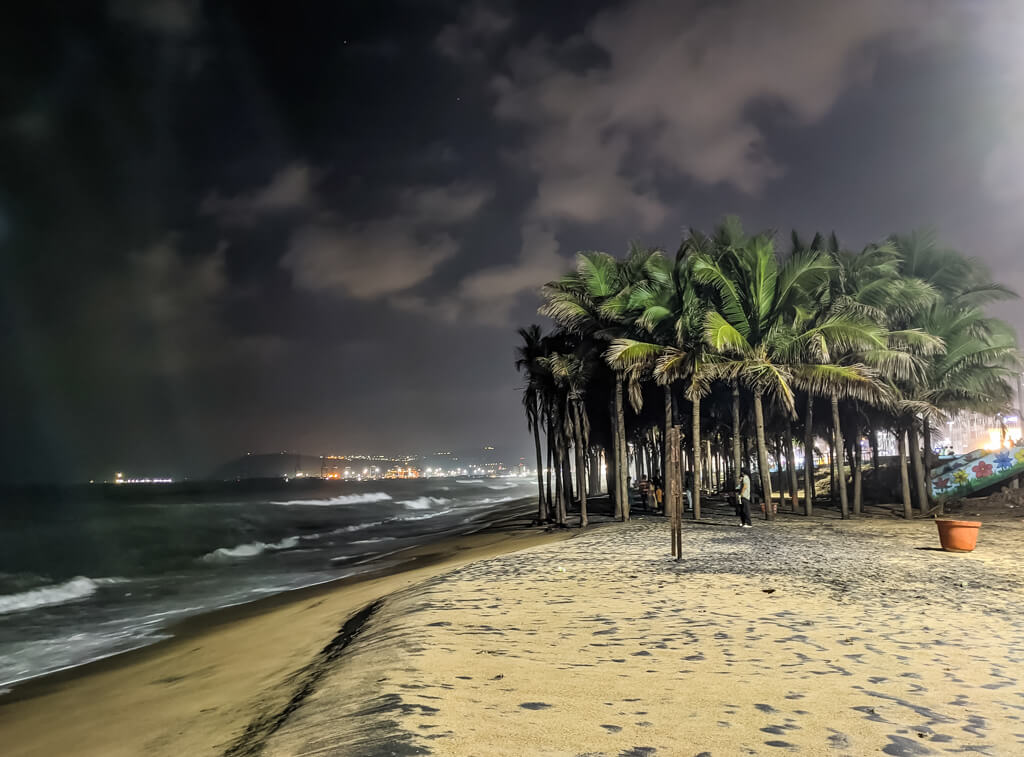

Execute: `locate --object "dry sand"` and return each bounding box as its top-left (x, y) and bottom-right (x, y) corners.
top-left (3, 504), bottom-right (1023, 756)
top-left (0, 525), bottom-right (566, 757)
top-left (260, 506), bottom-right (1024, 756)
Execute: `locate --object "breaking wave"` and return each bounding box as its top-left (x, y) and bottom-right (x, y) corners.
top-left (203, 536), bottom-right (300, 561)
top-left (398, 496), bottom-right (451, 510)
top-left (270, 493), bottom-right (393, 506)
top-left (395, 507), bottom-right (456, 522)
top-left (0, 577), bottom-right (125, 615)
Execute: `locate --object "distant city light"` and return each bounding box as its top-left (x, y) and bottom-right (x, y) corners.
top-left (112, 472), bottom-right (172, 485)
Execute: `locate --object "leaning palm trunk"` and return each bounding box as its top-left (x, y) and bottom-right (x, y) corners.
top-left (753, 392), bottom-right (774, 521)
top-left (898, 429), bottom-right (913, 519)
top-left (614, 373), bottom-right (629, 521)
top-left (573, 404), bottom-right (588, 528)
top-left (831, 395), bottom-right (849, 519)
top-left (908, 420), bottom-right (929, 513)
top-left (803, 397), bottom-right (815, 516)
top-left (532, 400), bottom-right (545, 523)
top-left (691, 396), bottom-right (702, 520)
top-left (731, 385), bottom-right (742, 490)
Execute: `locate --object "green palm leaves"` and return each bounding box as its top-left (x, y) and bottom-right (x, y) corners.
top-left (523, 216), bottom-right (1020, 531)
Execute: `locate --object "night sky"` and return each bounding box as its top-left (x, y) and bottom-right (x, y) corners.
top-left (3, 1), bottom-right (1023, 483)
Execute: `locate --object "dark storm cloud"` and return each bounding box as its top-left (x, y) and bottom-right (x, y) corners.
top-left (2, 0), bottom-right (1023, 482)
top-left (435, 2), bottom-right (515, 62)
top-left (281, 182), bottom-right (493, 299)
top-left (107, 0), bottom-right (202, 35)
top-left (201, 162), bottom-right (315, 226)
top-left (490, 0), bottom-right (956, 223)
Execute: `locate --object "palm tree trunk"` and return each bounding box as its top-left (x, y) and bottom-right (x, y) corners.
top-left (898, 429), bottom-right (913, 519)
top-left (803, 396), bottom-right (815, 516)
top-left (588, 450), bottom-right (602, 496)
top-left (752, 391), bottom-right (774, 521)
top-left (851, 419), bottom-right (862, 516)
top-left (785, 419), bottom-right (799, 511)
top-left (614, 372), bottom-right (629, 521)
top-left (870, 427), bottom-right (880, 471)
top-left (609, 392), bottom-right (622, 520)
top-left (828, 439), bottom-right (834, 503)
top-left (532, 400), bottom-right (545, 523)
top-left (772, 438), bottom-right (783, 505)
top-left (573, 404), bottom-right (588, 528)
top-left (689, 396), bottom-right (701, 520)
top-left (663, 385), bottom-right (674, 516)
top-left (553, 439), bottom-right (565, 526)
top-left (731, 384), bottom-right (742, 490)
top-left (831, 394), bottom-right (849, 519)
top-left (561, 431), bottom-right (574, 511)
top-left (922, 421), bottom-right (934, 473)
top-left (604, 448), bottom-right (615, 509)
top-left (908, 420), bottom-right (929, 513)
top-left (545, 420), bottom-right (554, 518)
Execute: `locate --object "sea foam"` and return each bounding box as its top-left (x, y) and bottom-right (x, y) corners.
top-left (202, 536), bottom-right (300, 561)
top-left (0, 577), bottom-right (123, 615)
top-left (398, 496), bottom-right (451, 510)
top-left (270, 492), bottom-right (393, 506)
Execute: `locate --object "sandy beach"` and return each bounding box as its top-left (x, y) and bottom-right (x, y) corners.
top-left (262, 505), bottom-right (1024, 756)
top-left (0, 522), bottom-right (567, 757)
top-left (3, 503), bottom-right (1023, 756)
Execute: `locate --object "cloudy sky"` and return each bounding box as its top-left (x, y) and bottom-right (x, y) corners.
top-left (2, 0), bottom-right (1023, 482)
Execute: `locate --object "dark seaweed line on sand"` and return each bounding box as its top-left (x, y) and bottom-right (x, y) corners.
top-left (222, 600), bottom-right (383, 757)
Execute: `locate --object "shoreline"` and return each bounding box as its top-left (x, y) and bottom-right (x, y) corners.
top-left (0, 508), bottom-right (570, 757)
top-left (0, 500), bottom-right (540, 702)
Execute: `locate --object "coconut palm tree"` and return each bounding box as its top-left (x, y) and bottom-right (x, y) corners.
top-left (516, 325), bottom-right (550, 523)
top-left (543, 350), bottom-right (592, 527)
top-left (605, 242), bottom-right (711, 519)
top-left (694, 224), bottom-right (893, 519)
top-left (541, 247), bottom-right (662, 521)
top-left (693, 228), bottom-right (826, 518)
top-left (887, 232), bottom-right (1020, 511)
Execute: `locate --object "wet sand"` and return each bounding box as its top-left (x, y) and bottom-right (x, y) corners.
top-left (0, 520), bottom-right (567, 757)
top-left (260, 506), bottom-right (1024, 756)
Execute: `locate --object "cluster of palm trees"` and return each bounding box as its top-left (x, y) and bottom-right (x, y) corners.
top-left (515, 218), bottom-right (1020, 528)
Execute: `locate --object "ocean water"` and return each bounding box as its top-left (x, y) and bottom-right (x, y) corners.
top-left (0, 478), bottom-right (535, 690)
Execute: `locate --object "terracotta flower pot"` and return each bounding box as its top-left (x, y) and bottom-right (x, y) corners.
top-left (936, 519), bottom-right (981, 552)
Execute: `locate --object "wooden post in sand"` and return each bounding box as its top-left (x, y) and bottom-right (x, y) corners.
top-left (667, 425), bottom-right (683, 560)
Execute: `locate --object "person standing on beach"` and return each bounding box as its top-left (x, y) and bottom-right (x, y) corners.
top-left (638, 475), bottom-right (650, 510)
top-left (736, 468), bottom-right (753, 527)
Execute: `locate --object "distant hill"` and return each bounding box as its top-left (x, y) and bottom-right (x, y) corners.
top-left (209, 453), bottom-right (323, 481)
